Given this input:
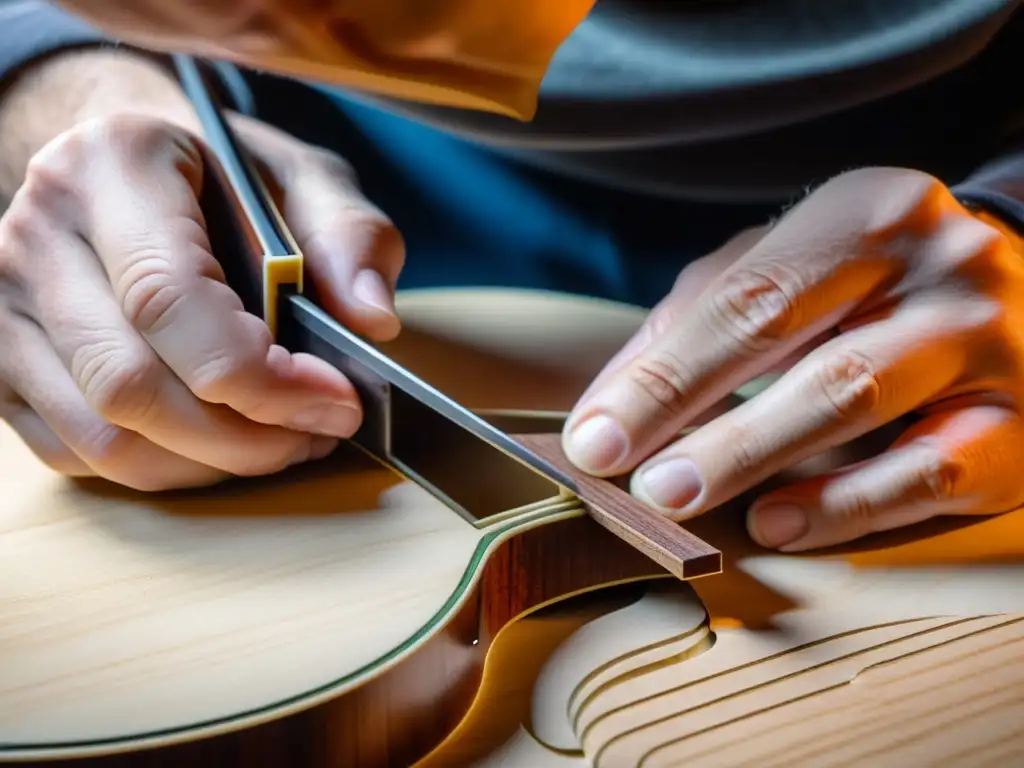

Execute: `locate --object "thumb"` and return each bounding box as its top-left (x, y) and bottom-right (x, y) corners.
top-left (233, 116), bottom-right (405, 342)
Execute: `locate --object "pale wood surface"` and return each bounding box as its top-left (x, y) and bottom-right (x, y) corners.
top-left (1, 453), bottom-right (477, 742)
top-left (9, 287), bottom-right (1024, 766)
top-left (416, 588), bottom-right (643, 768)
top-left (0, 289), bottom-right (647, 756)
top-left (530, 584), bottom-right (707, 751)
top-left (451, 507), bottom-right (1024, 767)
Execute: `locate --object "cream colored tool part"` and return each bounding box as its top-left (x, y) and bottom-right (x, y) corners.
top-left (261, 248), bottom-right (304, 340)
top-left (174, 54), bottom-right (303, 340)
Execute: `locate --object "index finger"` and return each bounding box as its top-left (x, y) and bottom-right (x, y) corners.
top-left (80, 118), bottom-right (362, 436)
top-left (561, 171), bottom-right (931, 477)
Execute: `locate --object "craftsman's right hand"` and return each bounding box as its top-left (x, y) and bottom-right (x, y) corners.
top-left (0, 112), bottom-right (404, 491)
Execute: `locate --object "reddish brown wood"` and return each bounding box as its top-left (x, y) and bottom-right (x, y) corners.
top-left (18, 511), bottom-right (666, 768)
top-left (511, 433), bottom-right (722, 579)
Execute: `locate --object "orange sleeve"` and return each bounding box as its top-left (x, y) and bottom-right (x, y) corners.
top-left (259, 0), bottom-right (598, 121)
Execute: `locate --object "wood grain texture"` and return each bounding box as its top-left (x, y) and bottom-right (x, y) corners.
top-left (511, 433), bottom-right (722, 579)
top-left (450, 501), bottom-right (1024, 767)
top-left (0, 435), bottom-right (668, 768)
top-left (15, 287), bottom-right (1023, 768)
top-left (577, 503), bottom-right (1024, 766)
top-left (416, 586), bottom-right (647, 768)
top-left (1, 289), bottom-right (672, 768)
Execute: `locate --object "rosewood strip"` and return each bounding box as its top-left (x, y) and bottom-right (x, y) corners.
top-left (511, 434), bottom-right (722, 580)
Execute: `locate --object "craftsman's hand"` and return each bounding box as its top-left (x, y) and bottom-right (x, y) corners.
top-left (0, 55), bottom-right (403, 491)
top-left (564, 167), bottom-right (1024, 551)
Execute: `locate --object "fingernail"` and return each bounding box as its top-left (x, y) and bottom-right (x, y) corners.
top-left (637, 458), bottom-right (703, 510)
top-left (564, 415), bottom-right (628, 474)
top-left (750, 503), bottom-right (808, 548)
top-left (288, 402), bottom-right (360, 438)
top-left (352, 269), bottom-right (395, 315)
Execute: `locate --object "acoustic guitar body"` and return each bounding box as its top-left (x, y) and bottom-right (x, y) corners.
top-left (0, 289), bottom-right (672, 767)
top-left (7, 289), bottom-right (1024, 767)
top-left (434, 506), bottom-right (1024, 767)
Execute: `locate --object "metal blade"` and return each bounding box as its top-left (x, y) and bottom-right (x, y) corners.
top-left (277, 293), bottom-right (581, 521)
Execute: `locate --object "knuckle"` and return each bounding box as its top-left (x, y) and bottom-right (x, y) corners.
top-left (627, 349), bottom-right (696, 420)
top-left (62, 421), bottom-right (155, 485)
top-left (64, 421), bottom-right (123, 468)
top-left (0, 205), bottom-right (40, 281)
top-left (191, 350), bottom-right (256, 405)
top-left (645, 304), bottom-right (681, 339)
top-left (115, 217), bottom-right (215, 333)
top-left (311, 148), bottom-right (359, 185)
top-left (188, 353), bottom-right (255, 406)
top-left (22, 152), bottom-right (81, 218)
top-left (825, 444), bottom-right (962, 530)
top-left (93, 113), bottom-right (191, 161)
top-left (706, 266), bottom-right (799, 353)
top-left (914, 444), bottom-right (962, 502)
top-left (185, 314), bottom-right (272, 406)
top-left (724, 424), bottom-right (768, 476)
top-left (74, 342), bottom-right (163, 426)
top-left (960, 216), bottom-right (1005, 263)
top-left (965, 297), bottom-right (1010, 345)
top-left (951, 296), bottom-right (1024, 384)
top-left (827, 168), bottom-right (947, 239)
top-left (0, 209), bottom-right (49, 308)
top-left (118, 252), bottom-right (187, 333)
top-left (828, 492), bottom-right (878, 529)
top-left (350, 213), bottom-right (405, 265)
top-left (811, 352), bottom-right (881, 421)
top-left (310, 208), bottom-right (406, 274)
top-left (933, 214), bottom-right (1007, 277)
top-left (59, 114), bottom-right (201, 189)
top-left (27, 129), bottom-right (88, 184)
top-left (0, 202), bottom-right (40, 249)
top-left (10, 151), bottom-right (85, 241)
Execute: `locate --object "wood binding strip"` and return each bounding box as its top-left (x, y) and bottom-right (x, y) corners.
top-left (510, 434), bottom-right (722, 580)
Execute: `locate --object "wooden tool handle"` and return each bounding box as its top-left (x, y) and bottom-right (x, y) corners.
top-left (511, 434), bottom-right (722, 580)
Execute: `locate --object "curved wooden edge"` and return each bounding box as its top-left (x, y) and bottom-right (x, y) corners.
top-left (10, 509), bottom-right (670, 767)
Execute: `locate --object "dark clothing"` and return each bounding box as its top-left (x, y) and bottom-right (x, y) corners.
top-left (1, 0), bottom-right (1023, 307)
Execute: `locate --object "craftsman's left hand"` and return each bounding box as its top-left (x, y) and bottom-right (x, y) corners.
top-left (563, 167), bottom-right (1024, 551)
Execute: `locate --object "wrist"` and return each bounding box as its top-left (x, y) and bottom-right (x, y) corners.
top-left (0, 47), bottom-right (200, 203)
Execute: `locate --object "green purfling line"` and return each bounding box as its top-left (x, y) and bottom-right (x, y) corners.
top-left (0, 503), bottom-right (590, 759)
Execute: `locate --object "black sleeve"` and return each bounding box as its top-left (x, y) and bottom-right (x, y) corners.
top-left (0, 0), bottom-right (109, 87)
top-left (0, 0), bottom-right (255, 115)
top-left (952, 143), bottom-right (1024, 235)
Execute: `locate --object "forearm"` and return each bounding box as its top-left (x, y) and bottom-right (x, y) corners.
top-left (0, 48), bottom-right (200, 207)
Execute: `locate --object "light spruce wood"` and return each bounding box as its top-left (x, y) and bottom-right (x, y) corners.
top-left (7, 287), bottom-right (1024, 767)
top-left (0, 288), bottom-right (652, 761)
top-left (439, 506), bottom-right (1024, 767)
